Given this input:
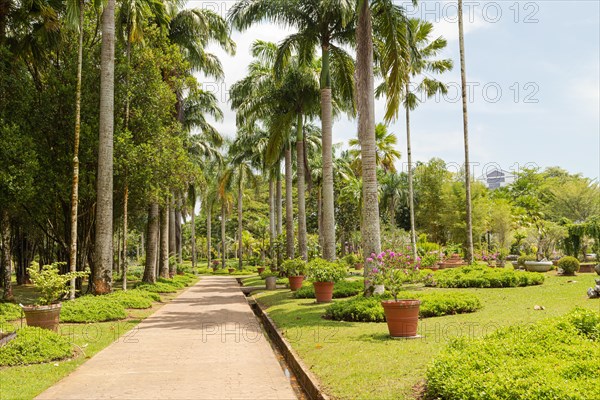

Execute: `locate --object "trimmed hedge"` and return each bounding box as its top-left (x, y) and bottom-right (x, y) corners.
top-left (0, 326), bottom-right (72, 366)
top-left (557, 256), bottom-right (580, 275)
top-left (135, 274), bottom-right (195, 293)
top-left (425, 308), bottom-right (600, 400)
top-left (107, 289), bottom-right (160, 309)
top-left (324, 292), bottom-right (482, 322)
top-left (0, 302), bottom-right (22, 322)
top-left (294, 280), bottom-right (363, 299)
top-left (427, 265), bottom-right (544, 288)
top-left (61, 296), bottom-right (127, 323)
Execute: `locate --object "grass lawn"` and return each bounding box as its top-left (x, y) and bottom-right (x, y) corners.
top-left (253, 271), bottom-right (600, 400)
top-left (0, 278), bottom-right (198, 400)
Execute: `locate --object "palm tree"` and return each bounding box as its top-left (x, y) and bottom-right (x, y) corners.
top-left (93, 0), bottom-right (116, 294)
top-left (376, 18), bottom-right (452, 260)
top-left (458, 0), bottom-right (474, 263)
top-left (349, 123), bottom-right (401, 174)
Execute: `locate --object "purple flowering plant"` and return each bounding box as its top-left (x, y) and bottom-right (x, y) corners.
top-left (367, 250), bottom-right (421, 301)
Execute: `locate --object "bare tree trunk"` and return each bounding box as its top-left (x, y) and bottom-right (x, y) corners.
top-left (69, 0), bottom-right (84, 300)
top-left (175, 196), bottom-right (182, 264)
top-left (458, 0), bottom-right (474, 263)
top-left (160, 205), bottom-right (169, 278)
top-left (296, 114), bottom-right (308, 261)
top-left (320, 81), bottom-right (336, 260)
top-left (284, 145), bottom-right (295, 259)
top-left (93, 0), bottom-right (116, 294)
top-left (317, 185), bottom-right (324, 250)
top-left (206, 201), bottom-right (212, 268)
top-left (276, 164), bottom-right (283, 236)
top-left (405, 82), bottom-right (417, 261)
top-left (168, 198), bottom-right (176, 276)
top-left (268, 176), bottom-right (275, 259)
top-left (237, 175), bottom-right (243, 270)
top-left (190, 194), bottom-right (196, 269)
top-left (1, 210), bottom-right (13, 300)
top-left (121, 183), bottom-right (128, 290)
top-left (357, 0), bottom-right (381, 280)
top-left (143, 203), bottom-right (158, 283)
top-left (221, 204), bottom-right (227, 268)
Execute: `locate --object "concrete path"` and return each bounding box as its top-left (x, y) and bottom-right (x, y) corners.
top-left (37, 276), bottom-right (297, 400)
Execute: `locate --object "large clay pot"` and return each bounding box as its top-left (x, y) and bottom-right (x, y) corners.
top-left (355, 263), bottom-right (363, 271)
top-left (257, 267), bottom-right (265, 275)
top-left (22, 303), bottom-right (62, 332)
top-left (313, 281), bottom-right (334, 303)
top-left (288, 276), bottom-right (304, 291)
top-left (524, 261), bottom-right (553, 272)
top-left (381, 300), bottom-right (421, 338)
top-left (265, 276), bottom-right (277, 290)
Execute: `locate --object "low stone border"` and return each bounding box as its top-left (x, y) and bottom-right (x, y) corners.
top-left (249, 298), bottom-right (330, 400)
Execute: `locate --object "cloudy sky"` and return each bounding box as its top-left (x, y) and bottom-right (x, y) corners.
top-left (189, 0), bottom-right (600, 180)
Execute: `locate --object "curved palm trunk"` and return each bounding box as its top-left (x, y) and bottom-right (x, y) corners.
top-left (221, 204), bottom-right (227, 268)
top-left (296, 114), bottom-right (308, 260)
top-left (206, 201), bottom-right (212, 268)
top-left (168, 198), bottom-right (176, 276)
top-left (458, 0), bottom-right (474, 263)
top-left (190, 194), bottom-right (196, 269)
top-left (237, 174), bottom-right (243, 270)
top-left (143, 203), bottom-right (158, 283)
top-left (357, 0), bottom-right (381, 278)
top-left (321, 45), bottom-right (336, 261)
top-left (284, 144), bottom-right (294, 259)
top-left (69, 0), bottom-right (84, 299)
top-left (93, 0), bottom-right (116, 294)
top-left (159, 205), bottom-right (169, 278)
top-left (405, 82), bottom-right (417, 261)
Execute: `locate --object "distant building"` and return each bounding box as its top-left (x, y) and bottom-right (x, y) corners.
top-left (480, 168), bottom-right (515, 189)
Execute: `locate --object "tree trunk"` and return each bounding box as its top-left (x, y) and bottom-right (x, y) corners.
top-left (458, 0), bottom-right (474, 263)
top-left (121, 183), bottom-right (128, 290)
top-left (93, 0), bottom-right (116, 294)
top-left (159, 205), bottom-right (169, 278)
top-left (296, 114), bottom-right (308, 261)
top-left (175, 196), bottom-right (182, 264)
top-left (143, 203), bottom-right (158, 283)
top-left (237, 174), bottom-right (243, 270)
top-left (317, 185), bottom-right (324, 250)
top-left (357, 0), bottom-right (381, 278)
top-left (190, 194), bottom-right (196, 269)
top-left (206, 201), bottom-right (212, 268)
top-left (221, 204), bottom-right (226, 268)
top-left (276, 164), bottom-right (283, 236)
top-left (1, 210), bottom-right (13, 300)
top-left (284, 144), bottom-right (294, 259)
top-left (69, 0), bottom-right (84, 300)
top-left (320, 44), bottom-right (336, 261)
top-left (405, 82), bottom-right (417, 261)
top-left (168, 198), bottom-right (176, 276)
top-left (268, 176), bottom-right (275, 259)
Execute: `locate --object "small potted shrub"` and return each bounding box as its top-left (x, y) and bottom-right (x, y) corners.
top-left (228, 267), bottom-right (235, 274)
top-left (261, 271), bottom-right (279, 290)
top-left (557, 256), bottom-right (580, 276)
top-left (420, 252), bottom-right (440, 271)
top-left (307, 258), bottom-right (347, 303)
top-left (22, 262), bottom-right (87, 331)
top-left (496, 249), bottom-right (508, 268)
top-left (211, 259), bottom-right (220, 271)
top-left (516, 254), bottom-right (536, 269)
top-left (342, 254), bottom-right (362, 270)
top-left (256, 266), bottom-right (265, 275)
top-left (369, 250), bottom-right (422, 338)
top-left (281, 258), bottom-right (307, 291)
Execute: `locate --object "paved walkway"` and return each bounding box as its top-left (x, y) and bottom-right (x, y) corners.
top-left (38, 276), bottom-right (297, 400)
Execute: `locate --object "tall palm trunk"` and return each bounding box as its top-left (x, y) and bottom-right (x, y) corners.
top-left (268, 176), bottom-right (275, 259)
top-left (168, 198), bottom-right (176, 276)
top-left (357, 0), bottom-right (381, 275)
top-left (142, 203), bottom-right (158, 283)
top-left (276, 164), bottom-right (282, 235)
top-left (190, 193), bottom-right (196, 269)
top-left (175, 196), bottom-right (182, 264)
top-left (159, 205), bottom-right (169, 278)
top-left (320, 44), bottom-right (336, 261)
top-left (405, 82), bottom-right (417, 261)
top-left (121, 183), bottom-right (128, 290)
top-left (284, 144), bottom-right (294, 259)
top-left (237, 174), bottom-right (243, 270)
top-left (93, 0), bottom-right (116, 294)
top-left (458, 0), bottom-right (474, 263)
top-left (1, 210), bottom-right (12, 300)
top-left (221, 204), bottom-right (226, 268)
top-left (69, 0), bottom-right (84, 299)
top-left (317, 185), bottom-right (323, 250)
top-left (206, 201), bottom-right (212, 267)
top-left (296, 114), bottom-right (308, 260)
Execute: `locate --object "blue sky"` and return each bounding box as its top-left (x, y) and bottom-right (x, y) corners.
top-left (192, 0), bottom-right (600, 180)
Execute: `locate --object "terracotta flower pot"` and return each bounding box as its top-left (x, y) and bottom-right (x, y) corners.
top-left (381, 300), bottom-right (421, 338)
top-left (313, 281), bottom-right (334, 303)
top-left (22, 303), bottom-right (62, 332)
top-left (257, 267), bottom-right (265, 274)
top-left (355, 263), bottom-right (363, 271)
top-left (288, 276), bottom-right (304, 291)
top-left (228, 268), bottom-right (235, 274)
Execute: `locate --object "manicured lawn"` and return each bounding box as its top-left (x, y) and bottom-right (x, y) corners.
top-left (253, 272), bottom-right (599, 400)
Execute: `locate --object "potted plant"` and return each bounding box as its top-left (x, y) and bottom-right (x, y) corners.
top-left (556, 256), bottom-right (580, 276)
top-left (228, 267), bottom-right (235, 274)
top-left (21, 262), bottom-right (86, 331)
top-left (256, 266), bottom-right (265, 275)
top-left (261, 271), bottom-right (279, 290)
top-left (420, 252), bottom-right (440, 272)
top-left (281, 258), bottom-right (307, 291)
top-left (370, 250), bottom-right (422, 338)
top-left (211, 259), bottom-right (220, 271)
top-left (496, 249), bottom-right (508, 268)
top-left (307, 258), bottom-right (347, 303)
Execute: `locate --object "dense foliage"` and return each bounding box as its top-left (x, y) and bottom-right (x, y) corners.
top-left (0, 327), bottom-right (72, 366)
top-left (425, 308), bottom-right (600, 400)
top-left (107, 290), bottom-right (161, 309)
top-left (307, 258), bottom-right (347, 282)
top-left (60, 296), bottom-right (127, 323)
top-left (0, 303), bottom-right (22, 322)
top-left (557, 256), bottom-right (580, 275)
top-left (427, 266), bottom-right (545, 288)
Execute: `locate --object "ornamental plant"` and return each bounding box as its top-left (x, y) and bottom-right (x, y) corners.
top-left (367, 250), bottom-right (421, 301)
top-left (307, 258), bottom-right (347, 283)
top-left (420, 252), bottom-right (440, 268)
top-left (342, 253), bottom-right (360, 267)
top-left (557, 256), bottom-right (580, 275)
top-left (280, 258), bottom-right (307, 276)
top-left (27, 262), bottom-right (88, 306)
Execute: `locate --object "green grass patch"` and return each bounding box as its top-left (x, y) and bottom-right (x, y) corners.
top-left (134, 274), bottom-right (196, 293)
top-left (428, 265), bottom-right (545, 288)
top-left (294, 279), bottom-right (364, 299)
top-left (0, 302), bottom-right (22, 322)
top-left (425, 308), bottom-right (600, 400)
top-left (60, 296), bottom-right (127, 323)
top-left (0, 327), bottom-right (72, 367)
top-left (107, 290), bottom-right (160, 309)
top-left (324, 292), bottom-right (482, 322)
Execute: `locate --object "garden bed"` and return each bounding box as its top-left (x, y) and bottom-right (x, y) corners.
top-left (427, 265), bottom-right (545, 288)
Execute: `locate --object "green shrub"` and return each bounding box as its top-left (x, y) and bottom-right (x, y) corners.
top-left (341, 254), bottom-right (360, 267)
top-left (60, 296), bottom-right (127, 323)
top-left (324, 291), bottom-right (482, 322)
top-left (425, 308), bottom-right (600, 400)
top-left (557, 256), bottom-right (580, 275)
top-left (0, 302), bottom-right (22, 322)
top-left (307, 258), bottom-right (347, 282)
top-left (517, 254), bottom-right (536, 267)
top-left (281, 258), bottom-right (307, 276)
top-left (427, 265), bottom-right (544, 288)
top-left (107, 289), bottom-right (160, 309)
top-left (294, 280), bottom-right (363, 299)
top-left (0, 326), bottom-right (72, 366)
top-left (135, 282), bottom-right (178, 293)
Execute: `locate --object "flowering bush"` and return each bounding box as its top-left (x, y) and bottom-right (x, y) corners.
top-left (366, 250), bottom-right (421, 301)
